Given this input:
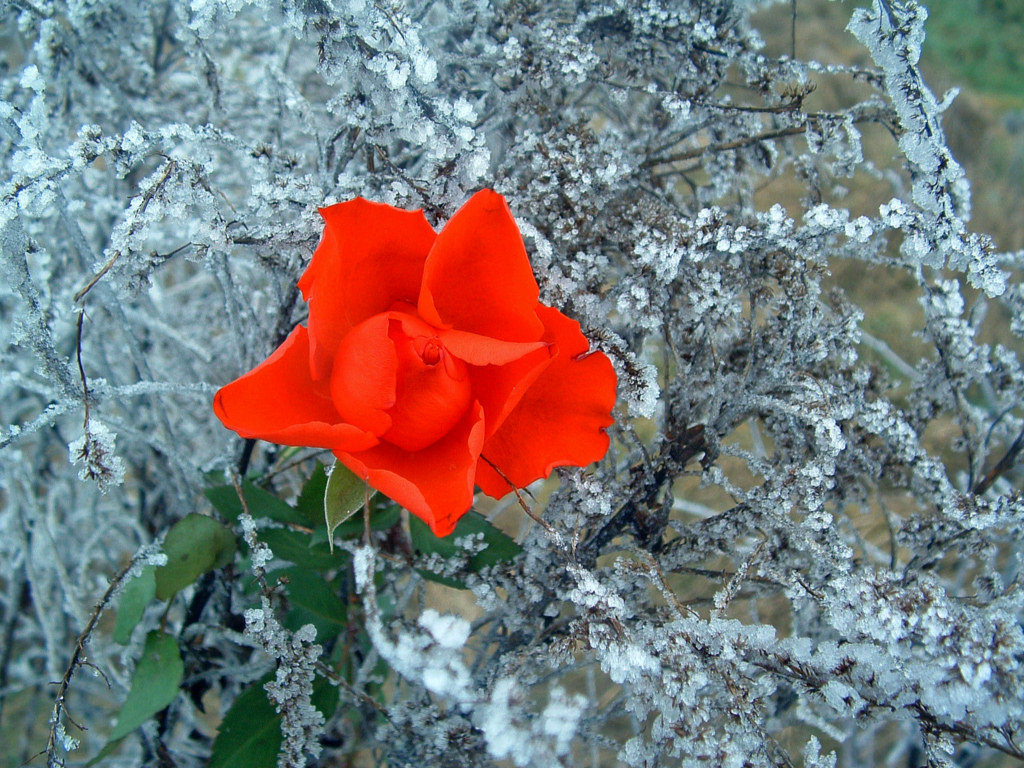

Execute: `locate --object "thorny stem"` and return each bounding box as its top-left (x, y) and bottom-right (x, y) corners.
top-left (37, 558), bottom-right (139, 768)
top-left (261, 447), bottom-right (331, 482)
top-left (237, 438), bottom-right (256, 478)
top-left (580, 423), bottom-right (707, 564)
top-left (479, 454), bottom-right (561, 541)
top-left (313, 661), bottom-right (390, 719)
top-left (74, 311), bottom-right (89, 420)
top-left (73, 311), bottom-right (92, 463)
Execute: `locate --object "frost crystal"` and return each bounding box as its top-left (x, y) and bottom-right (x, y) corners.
top-left (68, 420), bottom-right (125, 492)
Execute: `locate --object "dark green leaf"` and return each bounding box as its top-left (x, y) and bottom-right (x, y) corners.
top-left (260, 527), bottom-right (341, 571)
top-left (459, 512), bottom-right (523, 571)
top-left (113, 566), bottom-right (155, 644)
top-left (280, 567), bottom-right (348, 639)
top-left (86, 739), bottom-right (122, 766)
top-left (294, 463), bottom-right (329, 527)
top-left (413, 566), bottom-right (467, 590)
top-left (205, 482), bottom-right (308, 527)
top-left (209, 673), bottom-right (339, 768)
top-left (409, 514), bottom-right (459, 559)
top-left (324, 460), bottom-right (373, 552)
top-left (208, 675), bottom-right (280, 768)
top-left (309, 503), bottom-right (400, 544)
top-left (312, 676), bottom-right (340, 719)
top-left (109, 631), bottom-right (183, 741)
top-left (154, 514), bottom-right (237, 600)
top-left (410, 515), bottom-right (468, 587)
top-left (409, 511), bottom-right (522, 588)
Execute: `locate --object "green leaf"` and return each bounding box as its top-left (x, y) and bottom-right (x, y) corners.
top-left (206, 482), bottom-right (309, 527)
top-left (280, 567), bottom-right (348, 639)
top-left (310, 503), bottom-right (400, 544)
top-left (113, 566), bottom-right (155, 644)
top-left (413, 566), bottom-right (467, 590)
top-left (294, 463), bottom-right (329, 527)
top-left (409, 511), bottom-right (522, 588)
top-left (86, 739), bottom-right (122, 766)
top-left (458, 512), bottom-right (523, 571)
top-left (208, 676), bottom-right (280, 768)
top-left (109, 631), bottom-right (183, 741)
top-left (410, 515), bottom-right (459, 559)
top-left (324, 460), bottom-right (373, 552)
top-left (209, 673), bottom-right (339, 768)
top-left (259, 527), bottom-right (341, 571)
top-left (154, 514), bottom-right (237, 600)
top-left (410, 516), bottom-right (467, 587)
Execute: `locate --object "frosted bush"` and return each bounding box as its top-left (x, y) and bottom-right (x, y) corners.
top-left (1, 1), bottom-right (1022, 767)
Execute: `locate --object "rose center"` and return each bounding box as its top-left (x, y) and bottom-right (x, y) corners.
top-left (331, 311), bottom-right (471, 452)
top-left (420, 339), bottom-right (442, 366)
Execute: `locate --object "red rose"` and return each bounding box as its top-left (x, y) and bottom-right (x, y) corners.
top-left (214, 190), bottom-right (616, 536)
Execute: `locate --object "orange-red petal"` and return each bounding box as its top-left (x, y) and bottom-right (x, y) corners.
top-left (438, 329), bottom-right (548, 366)
top-left (418, 190), bottom-right (543, 342)
top-left (383, 315), bottom-right (472, 452)
top-left (469, 341), bottom-right (554, 440)
top-left (475, 306), bottom-right (616, 497)
top-left (300, 198), bottom-right (436, 380)
top-left (330, 313), bottom-right (397, 436)
top-left (213, 326), bottom-right (379, 452)
top-left (335, 402), bottom-right (486, 537)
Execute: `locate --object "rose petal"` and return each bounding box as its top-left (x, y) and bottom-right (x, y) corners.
top-left (300, 198), bottom-right (436, 380)
top-left (469, 341), bottom-right (554, 440)
top-left (383, 314), bottom-right (472, 452)
top-left (475, 306), bottom-right (616, 497)
top-left (335, 402), bottom-right (485, 537)
top-left (418, 190), bottom-right (543, 342)
top-left (214, 326), bottom-right (379, 452)
top-left (439, 329), bottom-right (548, 366)
top-left (331, 313), bottom-right (397, 436)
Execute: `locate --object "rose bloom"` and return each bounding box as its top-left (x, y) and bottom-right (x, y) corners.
top-left (214, 190), bottom-right (616, 536)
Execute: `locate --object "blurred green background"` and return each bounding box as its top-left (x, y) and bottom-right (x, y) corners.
top-left (925, 0), bottom-right (1024, 103)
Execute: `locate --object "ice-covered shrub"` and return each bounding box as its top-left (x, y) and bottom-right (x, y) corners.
top-left (1, 1), bottom-right (1021, 766)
